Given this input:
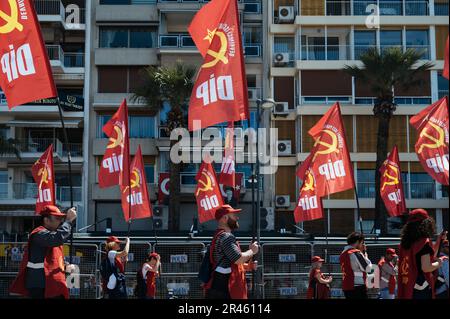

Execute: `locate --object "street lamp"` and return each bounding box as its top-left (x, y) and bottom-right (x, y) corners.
top-left (253, 98), bottom-right (276, 299)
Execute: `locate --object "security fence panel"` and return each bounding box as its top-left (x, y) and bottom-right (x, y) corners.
top-left (263, 274), bottom-right (309, 299)
top-left (99, 242), bottom-right (152, 274)
top-left (312, 243), bottom-right (346, 274)
top-left (262, 243), bottom-right (312, 274)
top-left (0, 243), bottom-right (27, 273)
top-left (0, 273), bottom-right (16, 299)
top-left (154, 243), bottom-right (205, 274)
top-left (157, 274), bottom-right (204, 299)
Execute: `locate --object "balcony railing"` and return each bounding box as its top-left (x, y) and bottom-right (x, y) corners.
top-left (56, 186), bottom-right (82, 202)
top-left (435, 1), bottom-right (449, 15)
top-left (0, 183), bottom-right (82, 202)
top-left (301, 96), bottom-right (352, 105)
top-left (244, 44), bottom-right (262, 57)
top-left (0, 184), bottom-right (8, 200)
top-left (326, 1), bottom-right (352, 15)
top-left (46, 45), bottom-right (85, 68)
top-left (62, 144), bottom-right (83, 157)
top-left (299, 44), bottom-right (352, 60)
top-left (354, 96), bottom-right (432, 105)
top-left (34, 0), bottom-right (64, 16)
top-left (357, 182), bottom-right (376, 198)
top-left (352, 1), bottom-right (429, 16)
top-left (410, 182), bottom-right (435, 199)
top-left (8, 138), bottom-right (64, 157)
top-left (158, 35), bottom-right (196, 49)
top-left (406, 45), bottom-right (430, 59)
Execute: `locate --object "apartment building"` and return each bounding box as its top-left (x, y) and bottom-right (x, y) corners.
top-left (268, 0), bottom-right (449, 236)
top-left (0, 0), bottom-right (86, 239)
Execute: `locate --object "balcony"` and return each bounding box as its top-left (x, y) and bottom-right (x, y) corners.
top-left (0, 183), bottom-right (82, 204)
top-left (158, 35), bottom-right (196, 51)
top-left (35, 0), bottom-right (86, 30)
top-left (46, 45), bottom-right (85, 74)
top-left (357, 182), bottom-right (436, 199)
top-left (0, 138), bottom-right (83, 160)
top-left (244, 44), bottom-right (262, 57)
top-left (299, 44), bottom-right (352, 60)
top-left (326, 0), bottom-right (430, 16)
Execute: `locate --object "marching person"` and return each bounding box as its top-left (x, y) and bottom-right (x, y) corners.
top-left (9, 205), bottom-right (77, 299)
top-left (142, 252), bottom-right (161, 299)
top-left (205, 204), bottom-right (258, 299)
top-left (398, 209), bottom-right (447, 299)
top-left (378, 248), bottom-right (398, 299)
top-left (340, 232), bottom-right (373, 299)
top-left (307, 256), bottom-right (332, 299)
top-left (101, 236), bottom-right (130, 299)
top-left (435, 239), bottom-right (449, 299)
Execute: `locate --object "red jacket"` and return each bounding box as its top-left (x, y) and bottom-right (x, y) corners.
top-left (378, 258), bottom-right (396, 294)
top-left (307, 268), bottom-right (330, 299)
top-left (9, 226), bottom-right (69, 299)
top-left (340, 248), bottom-right (367, 291)
top-left (145, 267), bottom-right (157, 298)
top-left (398, 238), bottom-right (435, 299)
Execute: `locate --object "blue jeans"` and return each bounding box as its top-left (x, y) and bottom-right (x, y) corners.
top-left (379, 288), bottom-right (395, 299)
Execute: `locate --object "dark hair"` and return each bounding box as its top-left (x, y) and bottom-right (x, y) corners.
top-left (347, 232), bottom-right (365, 245)
top-left (400, 217), bottom-right (435, 250)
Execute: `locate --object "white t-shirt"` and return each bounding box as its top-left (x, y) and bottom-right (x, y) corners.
top-left (108, 250), bottom-right (117, 265)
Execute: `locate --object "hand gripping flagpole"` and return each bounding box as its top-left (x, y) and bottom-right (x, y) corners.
top-left (248, 118), bottom-right (256, 299)
top-left (56, 98), bottom-right (74, 264)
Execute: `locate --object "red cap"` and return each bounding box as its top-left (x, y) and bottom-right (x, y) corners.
top-left (106, 236), bottom-right (121, 244)
top-left (408, 209), bottom-right (429, 223)
top-left (311, 256), bottom-right (325, 263)
top-left (386, 248), bottom-right (398, 257)
top-left (149, 252), bottom-right (160, 259)
top-left (39, 205), bottom-right (65, 217)
top-left (215, 204), bottom-right (242, 221)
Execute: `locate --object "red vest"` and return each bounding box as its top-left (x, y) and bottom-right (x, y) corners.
top-left (205, 229), bottom-right (247, 299)
top-left (340, 248), bottom-right (367, 291)
top-left (307, 268), bottom-right (330, 299)
top-left (398, 238), bottom-right (435, 299)
top-left (9, 226), bottom-right (69, 299)
top-left (378, 258), bottom-right (396, 294)
top-left (145, 269), bottom-right (157, 298)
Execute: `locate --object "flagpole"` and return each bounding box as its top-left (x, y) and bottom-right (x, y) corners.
top-left (248, 118), bottom-right (256, 299)
top-left (56, 98), bottom-right (74, 264)
top-left (354, 186), bottom-right (364, 234)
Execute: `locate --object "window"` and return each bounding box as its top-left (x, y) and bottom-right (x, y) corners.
top-left (99, 27), bottom-right (157, 48)
top-left (410, 173), bottom-right (435, 199)
top-left (380, 30), bottom-right (402, 51)
top-left (357, 169), bottom-right (375, 198)
top-left (144, 165), bottom-right (155, 184)
top-left (406, 30), bottom-right (430, 59)
top-left (354, 30), bottom-right (376, 59)
top-left (379, 0), bottom-right (402, 15)
top-left (438, 73), bottom-right (449, 99)
top-left (0, 127), bottom-right (8, 139)
top-left (243, 26), bottom-right (262, 45)
top-left (98, 66), bottom-right (147, 93)
top-left (0, 171), bottom-right (7, 199)
top-left (273, 37), bottom-right (295, 66)
top-left (97, 115), bottom-right (156, 138)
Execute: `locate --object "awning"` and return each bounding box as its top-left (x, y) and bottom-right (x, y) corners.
top-left (7, 120), bottom-right (82, 128)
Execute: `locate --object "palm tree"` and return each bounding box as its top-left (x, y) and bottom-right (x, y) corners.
top-left (0, 136), bottom-right (20, 158)
top-left (344, 47), bottom-right (433, 234)
top-left (132, 62), bottom-right (196, 232)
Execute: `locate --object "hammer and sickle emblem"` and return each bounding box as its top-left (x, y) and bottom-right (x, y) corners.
top-left (202, 29), bottom-right (229, 69)
top-left (38, 166), bottom-right (49, 188)
top-left (381, 164), bottom-right (399, 191)
top-left (418, 122), bottom-right (445, 154)
top-left (196, 172), bottom-right (213, 196)
top-left (312, 129), bottom-right (339, 161)
top-left (107, 126), bottom-right (124, 149)
top-left (0, 0), bottom-right (24, 34)
top-left (301, 171), bottom-right (315, 192)
top-left (122, 169), bottom-right (140, 193)
top-left (400, 257), bottom-right (409, 284)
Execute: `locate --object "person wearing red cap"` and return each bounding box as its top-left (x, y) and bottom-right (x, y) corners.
top-left (435, 239), bottom-right (449, 299)
top-left (100, 236), bottom-right (130, 299)
top-left (398, 209), bottom-right (447, 299)
top-left (307, 256), bottom-right (332, 299)
top-left (9, 205), bottom-right (77, 299)
top-left (205, 204), bottom-right (259, 299)
top-left (140, 252), bottom-right (161, 299)
top-left (378, 248), bottom-right (398, 299)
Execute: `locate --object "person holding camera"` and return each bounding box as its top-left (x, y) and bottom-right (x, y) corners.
top-left (9, 205), bottom-right (77, 299)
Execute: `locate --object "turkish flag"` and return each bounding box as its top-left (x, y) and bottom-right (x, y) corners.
top-left (32, 144), bottom-right (55, 214)
top-left (158, 173), bottom-right (170, 205)
top-left (218, 122), bottom-right (235, 187)
top-left (294, 169), bottom-right (324, 223)
top-left (0, 0), bottom-right (56, 109)
top-left (380, 145), bottom-right (407, 217)
top-left (444, 36), bottom-right (449, 80)
top-left (307, 103), bottom-right (355, 197)
top-left (410, 96), bottom-right (449, 185)
top-left (195, 160), bottom-right (224, 223)
top-left (120, 145), bottom-right (152, 222)
top-left (220, 172), bottom-right (243, 204)
top-left (188, 0), bottom-right (249, 131)
top-left (98, 99), bottom-right (130, 188)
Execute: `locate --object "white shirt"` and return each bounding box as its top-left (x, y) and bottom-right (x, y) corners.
top-left (108, 250), bottom-right (117, 265)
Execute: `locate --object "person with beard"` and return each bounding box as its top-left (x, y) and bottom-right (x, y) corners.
top-left (205, 204), bottom-right (259, 299)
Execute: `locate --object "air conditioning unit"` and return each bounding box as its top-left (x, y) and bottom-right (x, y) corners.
top-left (273, 102), bottom-right (289, 115)
top-left (278, 6), bottom-right (295, 23)
top-left (275, 195), bottom-right (290, 208)
top-left (273, 52), bottom-right (289, 66)
top-left (260, 207), bottom-right (275, 231)
top-left (248, 88), bottom-right (258, 101)
top-left (277, 140), bottom-right (292, 156)
top-left (152, 206), bottom-right (169, 231)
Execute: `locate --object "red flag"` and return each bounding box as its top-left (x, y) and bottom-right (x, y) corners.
top-left (120, 146), bottom-right (152, 222)
top-left (195, 160), bottom-right (224, 223)
top-left (188, 0), bottom-right (249, 131)
top-left (444, 36), bottom-right (449, 80)
top-left (218, 122), bottom-right (235, 187)
top-left (380, 145), bottom-right (407, 217)
top-left (296, 153), bottom-right (313, 180)
top-left (220, 172), bottom-right (243, 204)
top-left (294, 169), bottom-right (324, 223)
top-left (410, 96), bottom-right (449, 185)
top-left (158, 173), bottom-right (170, 205)
top-left (0, 0), bottom-right (56, 109)
top-left (31, 144), bottom-right (55, 214)
top-left (307, 103), bottom-right (355, 197)
top-left (98, 99), bottom-right (130, 188)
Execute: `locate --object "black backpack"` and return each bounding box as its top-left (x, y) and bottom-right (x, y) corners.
top-left (135, 266), bottom-right (147, 299)
top-left (198, 230), bottom-right (225, 284)
top-left (100, 257), bottom-right (114, 283)
top-left (100, 257), bottom-right (126, 295)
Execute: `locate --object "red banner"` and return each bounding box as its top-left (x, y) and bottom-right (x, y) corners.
top-left (410, 96), bottom-right (449, 185)
top-left (294, 169), bottom-right (324, 223)
top-left (158, 173), bottom-right (170, 205)
top-left (218, 122), bottom-right (235, 187)
top-left (195, 161), bottom-right (224, 223)
top-left (120, 146), bottom-right (152, 222)
top-left (220, 172), bottom-right (243, 204)
top-left (307, 103), bottom-right (355, 197)
top-left (380, 145), bottom-right (407, 217)
top-left (296, 153), bottom-right (313, 180)
top-left (98, 99), bottom-right (130, 188)
top-left (444, 36), bottom-right (449, 80)
top-left (188, 0), bottom-right (249, 131)
top-left (0, 0), bottom-right (56, 109)
top-left (31, 144), bottom-right (55, 214)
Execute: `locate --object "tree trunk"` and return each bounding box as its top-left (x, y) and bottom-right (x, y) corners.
top-left (168, 148), bottom-right (181, 233)
top-left (374, 102), bottom-right (394, 235)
